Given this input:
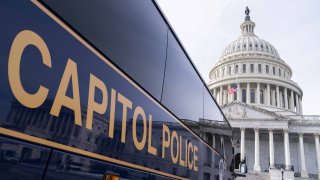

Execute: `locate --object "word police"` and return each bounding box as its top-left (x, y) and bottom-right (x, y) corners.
top-left (7, 30), bottom-right (198, 171)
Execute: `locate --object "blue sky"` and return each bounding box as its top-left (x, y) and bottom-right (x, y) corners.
top-left (157, 0), bottom-right (320, 115)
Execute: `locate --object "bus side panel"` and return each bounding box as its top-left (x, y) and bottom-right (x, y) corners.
top-left (0, 136), bottom-right (50, 180)
top-left (43, 150), bottom-right (149, 180)
top-left (0, 1), bottom-right (229, 179)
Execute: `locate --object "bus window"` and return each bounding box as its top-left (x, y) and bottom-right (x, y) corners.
top-left (41, 0), bottom-right (168, 100)
top-left (161, 31), bottom-right (203, 123)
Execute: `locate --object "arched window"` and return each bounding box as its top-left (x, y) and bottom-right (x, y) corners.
top-left (235, 65), bottom-right (239, 74)
top-left (250, 89), bottom-right (255, 103)
top-left (279, 68), bottom-right (281, 76)
top-left (250, 64), bottom-right (254, 73)
top-left (282, 93), bottom-right (285, 108)
top-left (258, 64), bottom-right (262, 73)
top-left (228, 66), bottom-right (231, 75)
top-left (242, 89), bottom-right (246, 103)
top-left (243, 64), bottom-right (246, 73)
top-left (266, 65), bottom-right (269, 73)
top-left (273, 66), bottom-right (275, 75)
top-left (217, 70), bottom-right (220, 78)
top-left (223, 68), bottom-right (225, 76)
top-left (260, 90), bottom-right (264, 104)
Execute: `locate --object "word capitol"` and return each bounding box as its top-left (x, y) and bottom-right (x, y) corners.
top-left (7, 30), bottom-right (199, 171)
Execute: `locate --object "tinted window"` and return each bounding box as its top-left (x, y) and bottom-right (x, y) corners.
top-left (41, 0), bottom-right (168, 100)
top-left (161, 32), bottom-right (203, 122)
top-left (203, 88), bottom-right (224, 122)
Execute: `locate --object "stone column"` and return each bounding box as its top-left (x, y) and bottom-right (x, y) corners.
top-left (237, 83), bottom-right (241, 102)
top-left (315, 133), bottom-right (320, 179)
top-left (257, 83), bottom-right (260, 104)
top-left (284, 129), bottom-right (291, 170)
top-left (272, 90), bottom-right (276, 106)
top-left (267, 84), bottom-right (270, 106)
top-left (219, 86), bottom-right (223, 106)
top-left (224, 88), bottom-right (228, 105)
top-left (212, 133), bottom-right (216, 166)
top-left (284, 87), bottom-right (288, 109)
top-left (290, 90), bottom-right (294, 111)
top-left (246, 83), bottom-right (250, 104)
top-left (221, 136), bottom-right (226, 158)
top-left (212, 133), bottom-right (216, 148)
top-left (296, 93), bottom-right (300, 114)
top-left (299, 96), bottom-right (303, 115)
top-left (276, 85), bottom-right (280, 107)
top-left (299, 133), bottom-right (308, 178)
top-left (228, 84), bottom-right (231, 103)
top-left (254, 128), bottom-right (261, 172)
top-left (240, 127), bottom-right (246, 162)
top-left (269, 129), bottom-right (275, 168)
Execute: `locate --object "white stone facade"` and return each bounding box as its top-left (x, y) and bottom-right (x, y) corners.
top-left (207, 8), bottom-right (320, 179)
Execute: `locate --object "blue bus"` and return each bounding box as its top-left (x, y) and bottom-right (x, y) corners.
top-left (0, 0), bottom-right (233, 179)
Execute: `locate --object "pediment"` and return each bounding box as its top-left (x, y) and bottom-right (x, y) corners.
top-left (221, 102), bottom-right (280, 120)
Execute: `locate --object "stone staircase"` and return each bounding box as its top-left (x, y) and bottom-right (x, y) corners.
top-left (235, 172), bottom-right (269, 180)
top-left (235, 171), bottom-right (319, 180)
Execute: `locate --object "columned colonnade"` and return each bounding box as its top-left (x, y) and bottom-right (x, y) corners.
top-left (213, 82), bottom-right (303, 114)
top-left (239, 127), bottom-right (320, 178)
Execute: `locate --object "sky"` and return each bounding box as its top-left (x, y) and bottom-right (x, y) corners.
top-left (156, 0), bottom-right (320, 115)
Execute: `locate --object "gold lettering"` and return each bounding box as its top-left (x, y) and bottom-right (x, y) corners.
top-left (132, 106), bottom-right (147, 150)
top-left (86, 74), bottom-right (108, 129)
top-left (147, 115), bottom-right (157, 155)
top-left (185, 139), bottom-right (188, 167)
top-left (117, 92), bottom-right (132, 143)
top-left (179, 136), bottom-right (185, 166)
top-left (188, 142), bottom-right (194, 170)
top-left (108, 88), bottom-right (116, 138)
top-left (50, 59), bottom-right (82, 126)
top-left (194, 145), bottom-right (198, 171)
top-left (8, 30), bottom-right (51, 108)
top-left (171, 131), bottom-right (179, 164)
top-left (162, 124), bottom-right (170, 158)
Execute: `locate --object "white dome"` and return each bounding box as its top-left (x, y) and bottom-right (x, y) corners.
top-left (208, 7), bottom-right (303, 115)
top-left (221, 35), bottom-right (280, 60)
top-left (219, 14), bottom-right (280, 61)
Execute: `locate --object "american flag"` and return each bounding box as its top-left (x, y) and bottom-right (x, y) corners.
top-left (227, 87), bottom-right (237, 94)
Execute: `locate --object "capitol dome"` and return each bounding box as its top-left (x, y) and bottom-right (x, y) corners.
top-left (208, 7), bottom-right (303, 115)
top-left (220, 34), bottom-right (280, 60)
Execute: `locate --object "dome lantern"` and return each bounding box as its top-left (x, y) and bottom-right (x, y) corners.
top-left (240, 6), bottom-right (255, 36)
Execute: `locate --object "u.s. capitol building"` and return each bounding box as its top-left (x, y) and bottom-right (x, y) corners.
top-left (207, 7), bottom-right (320, 180)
